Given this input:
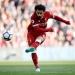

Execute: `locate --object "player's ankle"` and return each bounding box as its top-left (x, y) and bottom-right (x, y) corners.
top-left (35, 64), bottom-right (39, 68)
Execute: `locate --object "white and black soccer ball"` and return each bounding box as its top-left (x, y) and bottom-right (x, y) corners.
top-left (3, 30), bottom-right (13, 41)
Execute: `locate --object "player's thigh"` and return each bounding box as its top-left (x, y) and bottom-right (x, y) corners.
top-left (35, 34), bottom-right (46, 44)
top-left (27, 33), bottom-right (35, 46)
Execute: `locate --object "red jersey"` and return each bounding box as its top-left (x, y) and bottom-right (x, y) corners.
top-left (27, 11), bottom-right (53, 33)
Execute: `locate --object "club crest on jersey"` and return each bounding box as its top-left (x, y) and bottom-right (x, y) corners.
top-left (45, 18), bottom-right (47, 21)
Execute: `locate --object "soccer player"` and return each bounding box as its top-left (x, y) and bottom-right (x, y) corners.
top-left (25, 4), bottom-right (70, 72)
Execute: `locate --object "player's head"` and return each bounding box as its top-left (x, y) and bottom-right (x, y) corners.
top-left (35, 4), bottom-right (45, 19)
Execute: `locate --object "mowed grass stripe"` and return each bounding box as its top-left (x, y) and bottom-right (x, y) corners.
top-left (0, 65), bottom-right (75, 73)
top-left (0, 61), bottom-right (75, 65)
top-left (0, 61), bottom-right (75, 75)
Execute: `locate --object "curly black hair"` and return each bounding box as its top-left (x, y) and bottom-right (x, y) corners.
top-left (35, 4), bottom-right (45, 11)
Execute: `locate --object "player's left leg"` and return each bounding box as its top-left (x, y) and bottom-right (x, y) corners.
top-left (26, 47), bottom-right (40, 72)
top-left (31, 50), bottom-right (40, 72)
top-left (32, 34), bottom-right (46, 72)
top-left (25, 34), bottom-right (46, 72)
top-left (25, 33), bottom-right (40, 71)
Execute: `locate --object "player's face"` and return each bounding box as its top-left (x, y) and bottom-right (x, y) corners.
top-left (36, 10), bottom-right (44, 19)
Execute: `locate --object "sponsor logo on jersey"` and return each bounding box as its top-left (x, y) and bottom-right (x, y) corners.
top-left (39, 22), bottom-right (47, 26)
top-left (33, 22), bottom-right (47, 27)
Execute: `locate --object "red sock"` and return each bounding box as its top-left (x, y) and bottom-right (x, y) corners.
top-left (31, 53), bottom-right (39, 68)
top-left (31, 42), bottom-right (40, 49)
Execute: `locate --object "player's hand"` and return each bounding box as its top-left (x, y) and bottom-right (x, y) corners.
top-left (48, 27), bottom-right (54, 32)
top-left (65, 21), bottom-right (70, 25)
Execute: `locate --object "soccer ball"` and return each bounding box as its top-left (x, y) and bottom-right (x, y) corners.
top-left (3, 30), bottom-right (13, 41)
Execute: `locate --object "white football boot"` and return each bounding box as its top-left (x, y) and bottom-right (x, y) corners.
top-left (36, 68), bottom-right (41, 72)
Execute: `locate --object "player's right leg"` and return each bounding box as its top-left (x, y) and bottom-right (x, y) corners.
top-left (25, 47), bottom-right (35, 53)
top-left (25, 33), bottom-right (36, 53)
top-left (25, 34), bottom-right (46, 53)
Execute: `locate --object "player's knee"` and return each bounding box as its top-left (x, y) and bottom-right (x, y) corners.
top-left (35, 37), bottom-right (44, 43)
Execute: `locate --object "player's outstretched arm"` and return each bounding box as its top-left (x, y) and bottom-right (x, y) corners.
top-left (33, 25), bottom-right (54, 32)
top-left (53, 15), bottom-right (70, 25)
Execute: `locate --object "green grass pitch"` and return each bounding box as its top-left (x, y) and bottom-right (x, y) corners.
top-left (0, 61), bottom-right (75, 75)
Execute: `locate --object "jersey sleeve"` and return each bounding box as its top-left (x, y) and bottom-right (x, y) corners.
top-left (46, 11), bottom-right (55, 19)
top-left (46, 11), bottom-right (70, 24)
top-left (30, 14), bottom-right (39, 27)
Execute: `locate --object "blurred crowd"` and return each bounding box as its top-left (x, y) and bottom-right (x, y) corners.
top-left (0, 0), bottom-right (75, 48)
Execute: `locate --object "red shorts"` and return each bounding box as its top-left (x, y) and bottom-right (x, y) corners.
top-left (27, 32), bottom-right (46, 46)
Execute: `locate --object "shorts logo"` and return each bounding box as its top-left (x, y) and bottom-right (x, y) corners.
top-left (30, 39), bottom-right (32, 43)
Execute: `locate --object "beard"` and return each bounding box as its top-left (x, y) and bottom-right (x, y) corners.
top-left (37, 16), bottom-right (42, 19)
